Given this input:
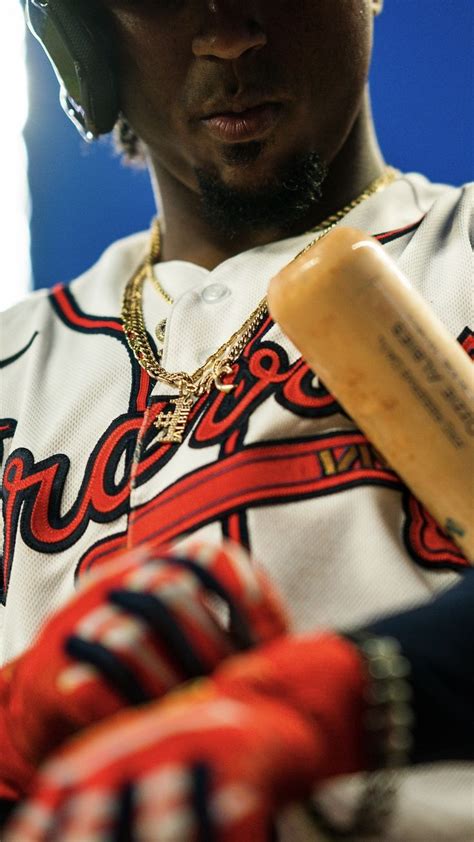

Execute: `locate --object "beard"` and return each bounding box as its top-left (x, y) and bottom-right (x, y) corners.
top-left (194, 144), bottom-right (328, 241)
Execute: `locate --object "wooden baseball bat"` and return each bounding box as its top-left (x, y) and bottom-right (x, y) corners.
top-left (267, 227), bottom-right (474, 563)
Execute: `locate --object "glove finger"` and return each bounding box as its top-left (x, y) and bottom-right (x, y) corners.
top-left (4, 784), bottom-right (65, 842)
top-left (68, 572), bottom-right (221, 704)
top-left (159, 553), bottom-right (257, 650)
top-left (62, 561), bottom-right (234, 703)
top-left (189, 762), bottom-right (273, 842)
top-left (136, 761), bottom-right (271, 842)
top-left (6, 541), bottom-right (287, 800)
top-left (167, 541), bottom-right (289, 644)
top-left (65, 635), bottom-right (154, 706)
top-left (11, 545), bottom-right (262, 770)
top-left (5, 682), bottom-right (291, 842)
top-left (109, 590), bottom-right (211, 678)
top-left (4, 780), bottom-right (123, 842)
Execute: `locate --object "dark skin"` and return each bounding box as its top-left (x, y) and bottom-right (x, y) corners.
top-left (103, 0), bottom-right (385, 270)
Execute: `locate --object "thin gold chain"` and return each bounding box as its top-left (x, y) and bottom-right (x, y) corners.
top-left (146, 219), bottom-right (174, 305)
top-left (307, 166), bottom-right (398, 232)
top-left (122, 166), bottom-right (399, 396)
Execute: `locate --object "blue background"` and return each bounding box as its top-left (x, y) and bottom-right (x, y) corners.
top-left (24, 0), bottom-right (473, 291)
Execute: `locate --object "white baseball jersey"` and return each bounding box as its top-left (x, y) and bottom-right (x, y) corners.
top-left (1, 172), bottom-right (473, 840)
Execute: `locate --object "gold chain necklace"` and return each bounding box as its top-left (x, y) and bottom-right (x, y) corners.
top-left (142, 220), bottom-right (172, 344)
top-left (122, 166), bottom-right (398, 444)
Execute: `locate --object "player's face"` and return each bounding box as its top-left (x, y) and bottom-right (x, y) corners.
top-left (103, 0), bottom-right (375, 193)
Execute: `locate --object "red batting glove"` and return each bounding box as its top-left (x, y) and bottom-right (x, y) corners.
top-left (0, 541), bottom-right (287, 803)
top-left (5, 632), bottom-right (367, 842)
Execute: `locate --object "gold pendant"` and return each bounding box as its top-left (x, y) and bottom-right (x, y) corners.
top-left (213, 360), bottom-right (236, 394)
top-left (215, 375), bottom-right (235, 394)
top-left (154, 394), bottom-right (195, 444)
top-left (155, 319), bottom-right (167, 344)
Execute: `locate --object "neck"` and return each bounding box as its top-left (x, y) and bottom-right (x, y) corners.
top-left (148, 93), bottom-right (386, 271)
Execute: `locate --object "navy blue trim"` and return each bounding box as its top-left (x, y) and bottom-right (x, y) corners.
top-left (113, 782), bottom-right (136, 842)
top-left (0, 798), bottom-right (17, 829)
top-left (48, 286), bottom-right (153, 414)
top-left (109, 589), bottom-right (209, 678)
top-left (191, 762), bottom-right (216, 842)
top-left (0, 418), bottom-right (17, 466)
top-left (0, 332), bottom-right (39, 369)
top-left (65, 636), bottom-right (152, 706)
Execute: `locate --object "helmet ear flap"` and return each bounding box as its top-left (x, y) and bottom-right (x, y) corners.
top-left (26, 0), bottom-right (120, 139)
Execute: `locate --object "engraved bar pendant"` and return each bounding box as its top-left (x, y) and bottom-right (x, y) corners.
top-left (154, 394), bottom-right (195, 444)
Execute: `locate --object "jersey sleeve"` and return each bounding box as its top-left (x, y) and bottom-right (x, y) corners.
top-left (361, 570), bottom-right (474, 764)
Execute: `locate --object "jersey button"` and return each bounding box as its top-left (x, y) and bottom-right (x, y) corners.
top-left (201, 283), bottom-right (230, 303)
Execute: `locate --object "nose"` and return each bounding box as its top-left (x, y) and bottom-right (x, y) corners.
top-left (192, 1), bottom-right (267, 60)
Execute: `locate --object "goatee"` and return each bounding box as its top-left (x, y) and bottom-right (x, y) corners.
top-left (194, 146), bottom-right (328, 241)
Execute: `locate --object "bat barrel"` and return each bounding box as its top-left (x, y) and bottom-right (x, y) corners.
top-left (268, 227), bottom-right (474, 562)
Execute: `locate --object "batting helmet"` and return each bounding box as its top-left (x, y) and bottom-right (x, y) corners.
top-left (26, 0), bottom-right (119, 140)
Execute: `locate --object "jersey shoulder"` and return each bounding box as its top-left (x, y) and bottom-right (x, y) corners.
top-left (0, 230), bottom-right (149, 358)
top-left (393, 175), bottom-right (473, 339)
top-left (402, 173), bottom-right (473, 242)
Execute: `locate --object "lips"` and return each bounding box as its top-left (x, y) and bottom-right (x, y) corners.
top-left (201, 102), bottom-right (284, 142)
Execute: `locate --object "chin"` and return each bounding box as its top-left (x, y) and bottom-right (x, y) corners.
top-left (194, 148), bottom-right (328, 241)
top-left (209, 140), bottom-right (291, 188)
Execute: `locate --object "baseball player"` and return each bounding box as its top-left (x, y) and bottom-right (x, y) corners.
top-left (0, 1), bottom-right (473, 839)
